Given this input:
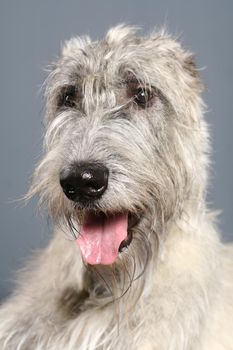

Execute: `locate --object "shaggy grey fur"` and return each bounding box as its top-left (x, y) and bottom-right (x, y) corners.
top-left (0, 25), bottom-right (232, 350)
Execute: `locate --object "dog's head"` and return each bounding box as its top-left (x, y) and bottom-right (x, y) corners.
top-left (29, 25), bottom-right (207, 276)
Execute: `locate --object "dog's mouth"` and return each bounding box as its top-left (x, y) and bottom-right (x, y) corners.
top-left (77, 211), bottom-right (138, 266)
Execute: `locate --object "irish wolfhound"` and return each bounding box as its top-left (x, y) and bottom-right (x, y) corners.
top-left (0, 25), bottom-right (233, 350)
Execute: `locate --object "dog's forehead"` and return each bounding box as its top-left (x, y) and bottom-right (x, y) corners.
top-left (49, 26), bottom-right (200, 118)
top-left (60, 36), bottom-right (151, 84)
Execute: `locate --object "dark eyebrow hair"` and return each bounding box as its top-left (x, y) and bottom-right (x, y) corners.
top-left (122, 73), bottom-right (141, 86)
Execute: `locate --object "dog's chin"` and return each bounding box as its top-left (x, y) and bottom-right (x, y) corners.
top-left (73, 206), bottom-right (141, 266)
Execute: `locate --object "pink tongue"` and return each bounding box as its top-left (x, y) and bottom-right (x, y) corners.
top-left (77, 213), bottom-right (128, 265)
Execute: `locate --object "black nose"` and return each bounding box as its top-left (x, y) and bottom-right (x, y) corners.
top-left (60, 162), bottom-right (109, 202)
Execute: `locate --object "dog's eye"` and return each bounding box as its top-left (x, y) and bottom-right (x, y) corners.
top-left (134, 87), bottom-right (153, 108)
top-left (59, 85), bottom-right (77, 108)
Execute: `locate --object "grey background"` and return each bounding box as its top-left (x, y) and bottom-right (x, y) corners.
top-left (0, 0), bottom-right (232, 301)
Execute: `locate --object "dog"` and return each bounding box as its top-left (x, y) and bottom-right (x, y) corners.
top-left (0, 25), bottom-right (233, 350)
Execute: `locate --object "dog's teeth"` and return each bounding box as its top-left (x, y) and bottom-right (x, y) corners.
top-left (119, 246), bottom-right (126, 253)
top-left (120, 246), bottom-right (128, 253)
top-left (118, 240), bottom-right (128, 253)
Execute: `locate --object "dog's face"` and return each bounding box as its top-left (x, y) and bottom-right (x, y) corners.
top-left (31, 26), bottom-right (206, 269)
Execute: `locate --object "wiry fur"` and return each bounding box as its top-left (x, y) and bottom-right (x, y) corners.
top-left (0, 25), bottom-right (233, 349)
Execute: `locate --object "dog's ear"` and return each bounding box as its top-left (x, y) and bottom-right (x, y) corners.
top-left (182, 52), bottom-right (203, 91)
top-left (149, 31), bottom-right (203, 91)
top-left (183, 54), bottom-right (200, 80)
top-left (61, 36), bottom-right (91, 57)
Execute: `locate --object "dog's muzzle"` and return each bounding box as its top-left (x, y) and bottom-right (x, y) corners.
top-left (60, 162), bottom-right (109, 203)
top-left (59, 162), bottom-right (139, 265)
